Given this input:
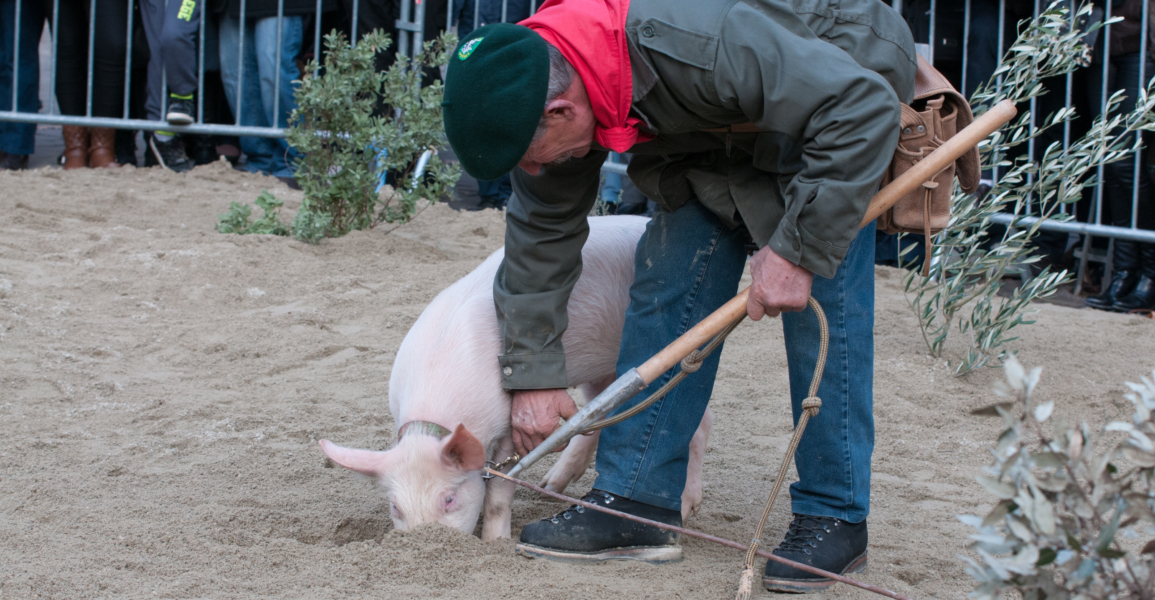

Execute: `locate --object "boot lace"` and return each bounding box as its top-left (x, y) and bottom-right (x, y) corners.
top-left (776, 515), bottom-right (839, 556)
top-left (542, 491), bottom-right (614, 524)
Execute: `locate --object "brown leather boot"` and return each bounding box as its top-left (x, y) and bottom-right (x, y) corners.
top-left (62, 125), bottom-right (89, 169)
top-left (88, 127), bottom-right (120, 168)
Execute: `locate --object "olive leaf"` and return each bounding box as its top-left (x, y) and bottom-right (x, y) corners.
top-left (960, 356), bottom-right (1155, 600)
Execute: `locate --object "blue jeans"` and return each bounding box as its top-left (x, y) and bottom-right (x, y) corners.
top-left (0, 0), bottom-right (44, 155)
top-left (219, 15), bottom-right (301, 177)
top-left (594, 200), bottom-right (876, 523)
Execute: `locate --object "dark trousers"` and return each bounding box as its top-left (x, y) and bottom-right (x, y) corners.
top-left (140, 0), bottom-right (203, 121)
top-left (338, 0), bottom-right (447, 103)
top-left (1088, 51), bottom-right (1155, 271)
top-left (0, 0), bottom-right (46, 155)
top-left (53, 0), bottom-right (130, 118)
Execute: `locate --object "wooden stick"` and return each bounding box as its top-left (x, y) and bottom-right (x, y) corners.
top-left (634, 99), bottom-right (1018, 385)
top-left (860, 99), bottom-right (1017, 227)
top-left (487, 469), bottom-right (917, 600)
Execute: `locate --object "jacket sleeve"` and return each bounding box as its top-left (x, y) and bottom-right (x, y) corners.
top-left (712, 3), bottom-right (902, 278)
top-left (494, 150), bottom-right (607, 390)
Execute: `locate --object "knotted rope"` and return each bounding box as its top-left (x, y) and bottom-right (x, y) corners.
top-left (736, 297), bottom-right (828, 599)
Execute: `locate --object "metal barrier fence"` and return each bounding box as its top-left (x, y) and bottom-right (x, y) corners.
top-left (1, 0), bottom-right (1153, 254)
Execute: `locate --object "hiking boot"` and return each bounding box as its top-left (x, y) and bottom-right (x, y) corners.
top-left (166, 95), bottom-right (195, 126)
top-left (148, 135), bottom-right (193, 173)
top-left (516, 490), bottom-right (682, 564)
top-left (763, 514), bottom-right (868, 593)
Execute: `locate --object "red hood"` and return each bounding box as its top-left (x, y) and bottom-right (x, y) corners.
top-left (520, 0), bottom-right (652, 152)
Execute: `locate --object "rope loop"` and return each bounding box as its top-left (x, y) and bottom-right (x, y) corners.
top-left (801, 396), bottom-right (822, 415)
top-left (680, 350), bottom-right (704, 373)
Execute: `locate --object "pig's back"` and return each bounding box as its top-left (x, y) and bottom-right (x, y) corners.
top-left (388, 216), bottom-right (648, 431)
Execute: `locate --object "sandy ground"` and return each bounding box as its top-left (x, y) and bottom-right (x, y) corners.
top-left (1, 161), bottom-right (1152, 600)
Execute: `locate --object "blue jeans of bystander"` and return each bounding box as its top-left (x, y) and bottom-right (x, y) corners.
top-left (0, 0), bottom-right (44, 155)
top-left (219, 14), bottom-right (301, 177)
top-left (594, 200), bottom-right (876, 523)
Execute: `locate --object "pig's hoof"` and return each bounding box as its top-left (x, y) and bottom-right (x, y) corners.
top-left (539, 464), bottom-right (581, 494)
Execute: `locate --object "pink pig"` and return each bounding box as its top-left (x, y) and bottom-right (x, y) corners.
top-left (319, 216), bottom-right (712, 541)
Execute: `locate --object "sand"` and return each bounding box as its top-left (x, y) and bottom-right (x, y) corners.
top-left (1, 160), bottom-right (1152, 600)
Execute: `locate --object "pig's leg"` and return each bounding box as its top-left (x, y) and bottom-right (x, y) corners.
top-left (538, 375), bottom-right (613, 493)
top-left (681, 408), bottom-right (713, 523)
top-left (482, 435), bottom-right (517, 541)
top-left (539, 429), bottom-right (600, 493)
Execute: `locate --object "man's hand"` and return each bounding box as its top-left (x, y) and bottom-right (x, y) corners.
top-left (748, 246), bottom-right (814, 320)
top-left (510, 388), bottom-right (579, 457)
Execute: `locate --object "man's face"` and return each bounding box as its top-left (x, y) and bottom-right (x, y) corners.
top-left (517, 79), bottom-right (597, 176)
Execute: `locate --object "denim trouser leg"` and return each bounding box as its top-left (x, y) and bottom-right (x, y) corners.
top-left (593, 201), bottom-right (876, 523)
top-left (594, 201), bottom-right (750, 511)
top-left (0, 0), bottom-right (43, 155)
top-left (219, 16), bottom-right (276, 175)
top-left (254, 16), bottom-right (301, 177)
top-left (783, 220), bottom-right (875, 523)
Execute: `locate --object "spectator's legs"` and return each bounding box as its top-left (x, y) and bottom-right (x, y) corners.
top-left (52, 0), bottom-right (88, 117)
top-left (1102, 53), bottom-right (1155, 311)
top-left (139, 0), bottom-right (166, 122)
top-left (219, 15), bottom-right (276, 175)
top-left (88, 0), bottom-right (128, 119)
top-left (253, 15), bottom-right (301, 177)
top-left (0, 0), bottom-right (45, 161)
top-left (161, 0), bottom-right (201, 99)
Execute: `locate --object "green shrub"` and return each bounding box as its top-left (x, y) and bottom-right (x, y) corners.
top-left (217, 29), bottom-right (460, 242)
top-left (961, 357), bottom-right (1155, 599)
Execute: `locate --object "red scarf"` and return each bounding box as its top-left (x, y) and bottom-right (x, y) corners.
top-left (521, 0), bottom-right (652, 152)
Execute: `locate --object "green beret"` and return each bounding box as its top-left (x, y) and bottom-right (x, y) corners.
top-left (442, 24), bottom-right (549, 181)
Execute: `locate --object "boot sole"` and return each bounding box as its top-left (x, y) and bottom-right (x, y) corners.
top-left (763, 553), bottom-right (867, 594)
top-left (516, 542), bottom-right (682, 564)
top-left (166, 113), bottom-right (194, 126)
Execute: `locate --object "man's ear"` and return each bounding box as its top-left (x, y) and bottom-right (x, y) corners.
top-left (543, 98), bottom-right (578, 122)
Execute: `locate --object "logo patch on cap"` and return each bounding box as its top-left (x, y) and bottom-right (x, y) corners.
top-left (458, 37), bottom-right (484, 61)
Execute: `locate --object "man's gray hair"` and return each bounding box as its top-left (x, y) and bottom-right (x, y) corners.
top-left (533, 44), bottom-right (576, 142)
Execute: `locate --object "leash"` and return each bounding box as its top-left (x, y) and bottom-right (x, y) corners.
top-left (484, 467), bottom-right (914, 600)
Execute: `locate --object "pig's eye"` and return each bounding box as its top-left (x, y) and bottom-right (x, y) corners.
top-left (443, 494), bottom-right (457, 512)
top-left (390, 503), bottom-right (403, 521)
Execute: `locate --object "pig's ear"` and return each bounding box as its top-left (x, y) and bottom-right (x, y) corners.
top-left (440, 424), bottom-right (486, 472)
top-left (319, 439), bottom-right (394, 477)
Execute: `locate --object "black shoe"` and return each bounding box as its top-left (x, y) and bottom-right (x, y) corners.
top-left (166, 96), bottom-right (195, 126)
top-left (1115, 274), bottom-right (1155, 312)
top-left (0, 150), bottom-right (29, 170)
top-left (1085, 269), bottom-right (1138, 311)
top-left (148, 135), bottom-right (193, 173)
top-left (763, 514), bottom-right (868, 593)
top-left (516, 490), bottom-right (683, 564)
top-left (184, 134), bottom-right (219, 166)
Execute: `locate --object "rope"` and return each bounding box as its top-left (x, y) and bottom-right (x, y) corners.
top-left (736, 296), bottom-right (828, 600)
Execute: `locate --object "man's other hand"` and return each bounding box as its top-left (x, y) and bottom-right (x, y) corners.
top-left (748, 246), bottom-right (814, 320)
top-left (511, 388), bottom-right (579, 457)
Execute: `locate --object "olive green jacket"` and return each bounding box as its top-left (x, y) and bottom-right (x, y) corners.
top-left (495, 0), bottom-right (917, 390)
